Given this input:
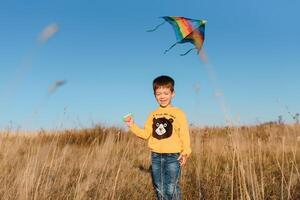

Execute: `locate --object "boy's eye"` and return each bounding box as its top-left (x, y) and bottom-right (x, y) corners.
top-left (164, 123), bottom-right (167, 127)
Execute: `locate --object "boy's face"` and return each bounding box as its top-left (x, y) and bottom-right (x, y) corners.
top-left (154, 87), bottom-right (175, 108)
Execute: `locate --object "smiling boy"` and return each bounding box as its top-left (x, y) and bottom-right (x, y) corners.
top-left (125, 75), bottom-right (191, 200)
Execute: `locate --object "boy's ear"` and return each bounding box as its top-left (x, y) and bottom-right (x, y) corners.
top-left (172, 91), bottom-right (176, 97)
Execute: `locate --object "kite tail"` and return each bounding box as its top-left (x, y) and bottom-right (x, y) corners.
top-left (164, 42), bottom-right (178, 54)
top-left (180, 48), bottom-right (197, 56)
top-left (146, 21), bottom-right (166, 32)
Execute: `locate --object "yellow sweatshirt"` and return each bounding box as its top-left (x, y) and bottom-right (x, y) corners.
top-left (130, 106), bottom-right (191, 156)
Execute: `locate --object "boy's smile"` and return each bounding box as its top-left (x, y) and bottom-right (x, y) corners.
top-left (154, 87), bottom-right (175, 108)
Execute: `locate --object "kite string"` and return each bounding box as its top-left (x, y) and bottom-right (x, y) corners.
top-left (199, 51), bottom-right (234, 126)
top-left (146, 21), bottom-right (166, 32)
top-left (164, 42), bottom-right (178, 54)
top-left (180, 48), bottom-right (197, 56)
top-left (145, 19), bottom-right (178, 55)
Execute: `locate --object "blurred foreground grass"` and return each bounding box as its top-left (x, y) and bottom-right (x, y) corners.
top-left (1, 124), bottom-right (300, 199)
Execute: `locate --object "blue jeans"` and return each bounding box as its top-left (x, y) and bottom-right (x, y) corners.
top-left (151, 152), bottom-right (181, 200)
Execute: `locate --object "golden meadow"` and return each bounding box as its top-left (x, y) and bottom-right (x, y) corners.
top-left (1, 124), bottom-right (300, 199)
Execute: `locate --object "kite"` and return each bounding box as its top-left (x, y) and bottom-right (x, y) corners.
top-left (148, 16), bottom-right (206, 56)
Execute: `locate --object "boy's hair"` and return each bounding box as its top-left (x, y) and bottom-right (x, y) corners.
top-left (153, 75), bottom-right (175, 93)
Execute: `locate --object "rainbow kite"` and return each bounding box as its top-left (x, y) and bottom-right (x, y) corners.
top-left (148, 16), bottom-right (206, 56)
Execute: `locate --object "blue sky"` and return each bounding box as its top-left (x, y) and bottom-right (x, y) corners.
top-left (0, 0), bottom-right (300, 130)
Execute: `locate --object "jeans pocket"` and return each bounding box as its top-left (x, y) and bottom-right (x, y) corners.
top-left (166, 153), bottom-right (180, 164)
top-left (151, 152), bottom-right (161, 159)
top-left (168, 153), bottom-right (180, 158)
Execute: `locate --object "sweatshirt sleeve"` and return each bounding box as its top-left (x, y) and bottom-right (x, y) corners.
top-left (178, 112), bottom-right (192, 156)
top-left (129, 114), bottom-right (152, 140)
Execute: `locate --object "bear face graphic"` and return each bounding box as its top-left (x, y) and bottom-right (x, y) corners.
top-left (152, 117), bottom-right (174, 140)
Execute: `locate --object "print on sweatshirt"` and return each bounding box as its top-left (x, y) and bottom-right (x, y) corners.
top-left (152, 117), bottom-right (174, 140)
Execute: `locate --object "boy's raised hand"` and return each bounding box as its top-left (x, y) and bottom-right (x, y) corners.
top-left (177, 153), bottom-right (188, 166)
top-left (123, 113), bottom-right (134, 127)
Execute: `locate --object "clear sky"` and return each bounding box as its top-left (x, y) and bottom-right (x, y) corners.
top-left (0, 0), bottom-right (300, 130)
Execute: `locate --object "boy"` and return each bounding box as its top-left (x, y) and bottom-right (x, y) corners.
top-left (125, 75), bottom-right (191, 200)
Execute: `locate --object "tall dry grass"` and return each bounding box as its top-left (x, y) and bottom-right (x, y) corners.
top-left (1, 124), bottom-right (300, 199)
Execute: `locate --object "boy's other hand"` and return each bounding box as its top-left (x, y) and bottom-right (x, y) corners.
top-left (124, 115), bottom-right (134, 127)
top-left (177, 153), bottom-right (188, 166)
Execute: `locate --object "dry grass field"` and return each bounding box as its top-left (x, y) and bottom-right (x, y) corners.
top-left (1, 124), bottom-right (300, 199)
